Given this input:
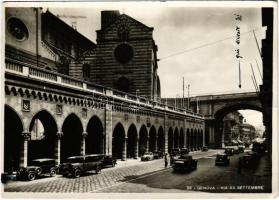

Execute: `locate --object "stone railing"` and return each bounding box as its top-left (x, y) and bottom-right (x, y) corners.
top-left (5, 61), bottom-right (204, 119)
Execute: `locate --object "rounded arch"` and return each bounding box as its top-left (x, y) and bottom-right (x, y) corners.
top-left (149, 126), bottom-right (157, 152)
top-left (168, 127), bottom-right (174, 153)
top-left (127, 123), bottom-right (137, 158)
top-left (179, 128), bottom-right (184, 148)
top-left (4, 105), bottom-right (23, 173)
top-left (157, 126), bottom-right (165, 152)
top-left (139, 125), bottom-right (148, 156)
top-left (28, 109), bottom-right (58, 163)
top-left (86, 115), bottom-right (104, 154)
top-left (61, 113), bottom-right (83, 162)
top-left (112, 122), bottom-right (125, 159)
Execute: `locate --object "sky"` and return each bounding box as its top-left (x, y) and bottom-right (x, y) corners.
top-left (48, 4), bottom-right (266, 130)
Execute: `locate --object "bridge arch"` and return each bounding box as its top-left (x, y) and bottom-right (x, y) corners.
top-left (61, 113), bottom-right (83, 162)
top-left (86, 115), bottom-right (104, 154)
top-left (112, 122), bottom-right (125, 160)
top-left (4, 105), bottom-right (23, 173)
top-left (28, 109), bottom-right (58, 163)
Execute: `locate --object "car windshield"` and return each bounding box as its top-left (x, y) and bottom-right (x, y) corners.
top-left (67, 157), bottom-right (84, 163)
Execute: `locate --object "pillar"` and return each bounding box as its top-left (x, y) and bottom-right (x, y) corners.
top-left (81, 132), bottom-right (88, 155)
top-left (20, 131), bottom-right (31, 167)
top-left (55, 131), bottom-right (63, 165)
top-left (155, 136), bottom-right (158, 152)
top-left (134, 137), bottom-right (139, 159)
top-left (146, 136), bottom-right (149, 152)
top-left (203, 130), bottom-right (205, 147)
top-left (105, 104), bottom-right (112, 155)
top-left (122, 137), bottom-right (127, 161)
top-left (183, 130), bottom-right (187, 148)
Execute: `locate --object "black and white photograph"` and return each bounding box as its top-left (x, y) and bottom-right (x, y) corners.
top-left (1, 1), bottom-right (278, 198)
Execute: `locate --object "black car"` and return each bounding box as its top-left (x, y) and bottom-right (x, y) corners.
top-left (172, 155), bottom-right (197, 172)
top-left (153, 151), bottom-right (164, 159)
top-left (171, 148), bottom-right (180, 156)
top-left (238, 145), bottom-right (245, 153)
top-left (16, 158), bottom-right (58, 181)
top-left (201, 146), bottom-right (209, 152)
top-left (60, 154), bottom-right (104, 178)
top-left (215, 154), bottom-right (230, 166)
top-left (224, 148), bottom-right (234, 156)
top-left (180, 148), bottom-right (190, 155)
top-left (241, 152), bottom-right (259, 167)
top-left (102, 155), bottom-right (117, 167)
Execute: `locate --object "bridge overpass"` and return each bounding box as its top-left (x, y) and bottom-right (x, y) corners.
top-left (163, 92), bottom-right (262, 147)
top-left (4, 61), bottom-right (205, 173)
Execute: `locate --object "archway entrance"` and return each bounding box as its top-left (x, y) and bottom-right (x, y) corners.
top-left (86, 116), bottom-right (104, 154)
top-left (4, 106), bottom-right (23, 173)
top-left (179, 128), bottom-right (184, 148)
top-left (127, 124), bottom-right (137, 158)
top-left (139, 125), bottom-right (148, 156)
top-left (149, 126), bottom-right (156, 152)
top-left (157, 126), bottom-right (165, 152)
top-left (61, 114), bottom-right (83, 162)
top-left (174, 128), bottom-right (179, 148)
top-left (168, 128), bottom-right (173, 153)
top-left (112, 123), bottom-right (125, 159)
top-left (28, 110), bottom-right (57, 163)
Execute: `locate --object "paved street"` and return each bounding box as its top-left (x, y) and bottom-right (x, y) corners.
top-left (3, 150), bottom-right (271, 193)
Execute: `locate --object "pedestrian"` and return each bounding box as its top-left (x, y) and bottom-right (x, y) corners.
top-left (164, 153), bottom-right (168, 168)
top-left (238, 157), bottom-right (242, 174)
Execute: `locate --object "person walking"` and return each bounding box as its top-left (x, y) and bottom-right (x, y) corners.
top-left (164, 153), bottom-right (168, 168)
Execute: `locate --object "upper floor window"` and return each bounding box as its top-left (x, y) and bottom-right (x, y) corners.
top-left (82, 64), bottom-right (90, 80)
top-left (117, 23), bottom-right (130, 41)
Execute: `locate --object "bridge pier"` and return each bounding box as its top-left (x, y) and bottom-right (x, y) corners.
top-left (20, 131), bottom-right (31, 168)
top-left (122, 137), bottom-right (127, 161)
top-left (81, 132), bottom-right (88, 156)
top-left (134, 137), bottom-right (139, 159)
top-left (55, 132), bottom-right (63, 165)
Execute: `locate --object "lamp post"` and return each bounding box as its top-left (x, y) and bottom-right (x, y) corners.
top-left (187, 84), bottom-right (190, 110)
top-left (175, 94), bottom-right (180, 110)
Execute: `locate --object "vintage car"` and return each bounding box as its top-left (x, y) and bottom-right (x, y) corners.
top-left (241, 151), bottom-right (259, 167)
top-left (201, 146), bottom-right (209, 152)
top-left (215, 154), bottom-right (230, 166)
top-left (141, 152), bottom-right (154, 161)
top-left (170, 148), bottom-right (180, 156)
top-left (172, 155), bottom-right (197, 172)
top-left (16, 158), bottom-right (58, 181)
top-left (102, 155), bottom-right (117, 167)
top-left (238, 145), bottom-right (245, 153)
top-left (60, 154), bottom-right (104, 178)
top-left (153, 151), bottom-right (164, 159)
top-left (224, 148), bottom-right (234, 156)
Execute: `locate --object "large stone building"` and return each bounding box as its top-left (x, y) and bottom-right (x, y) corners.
top-left (239, 123), bottom-right (256, 146)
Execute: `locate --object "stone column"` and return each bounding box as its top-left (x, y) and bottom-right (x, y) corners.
top-left (134, 137), bottom-right (139, 159)
top-left (81, 132), bottom-right (88, 156)
top-left (203, 130), bottom-right (206, 147)
top-left (122, 137), bottom-right (128, 161)
top-left (146, 136), bottom-right (149, 152)
top-left (155, 136), bottom-right (158, 152)
top-left (20, 131), bottom-right (31, 168)
top-left (55, 131), bottom-right (63, 165)
top-left (183, 130), bottom-right (187, 149)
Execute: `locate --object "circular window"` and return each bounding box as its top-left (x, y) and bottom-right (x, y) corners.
top-left (7, 18), bottom-right (29, 41)
top-left (114, 44), bottom-right (133, 64)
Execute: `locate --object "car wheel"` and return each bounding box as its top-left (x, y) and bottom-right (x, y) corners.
top-left (73, 169), bottom-right (81, 178)
top-left (27, 172), bottom-right (36, 181)
top-left (50, 168), bottom-right (56, 177)
top-left (36, 167), bottom-right (42, 176)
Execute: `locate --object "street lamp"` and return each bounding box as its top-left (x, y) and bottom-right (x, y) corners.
top-left (175, 94), bottom-right (180, 110)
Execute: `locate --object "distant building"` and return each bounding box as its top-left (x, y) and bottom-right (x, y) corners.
top-left (239, 123), bottom-right (256, 146)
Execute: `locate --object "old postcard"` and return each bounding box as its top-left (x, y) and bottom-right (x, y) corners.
top-left (1, 1), bottom-right (278, 199)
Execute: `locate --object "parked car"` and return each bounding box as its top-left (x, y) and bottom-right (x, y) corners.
top-left (241, 151), bottom-right (259, 167)
top-left (16, 158), bottom-right (58, 181)
top-left (238, 145), bottom-right (245, 153)
top-left (201, 146), bottom-right (209, 152)
top-left (141, 152), bottom-right (154, 161)
top-left (180, 148), bottom-right (190, 155)
top-left (215, 154), bottom-right (230, 166)
top-left (60, 154), bottom-right (104, 178)
top-left (224, 148), bottom-right (234, 156)
top-left (102, 155), bottom-right (117, 167)
top-left (172, 154), bottom-right (197, 172)
top-left (153, 151), bottom-right (164, 159)
top-left (171, 148), bottom-right (180, 156)
top-left (232, 146), bottom-right (240, 154)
